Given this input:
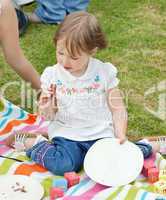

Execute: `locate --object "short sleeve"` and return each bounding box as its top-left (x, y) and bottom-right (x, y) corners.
top-left (103, 63), bottom-right (119, 90)
top-left (40, 67), bottom-right (55, 93)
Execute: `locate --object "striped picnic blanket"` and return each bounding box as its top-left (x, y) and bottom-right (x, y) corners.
top-left (0, 98), bottom-right (166, 200)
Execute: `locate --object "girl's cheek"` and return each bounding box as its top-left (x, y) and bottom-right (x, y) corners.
top-left (57, 57), bottom-right (61, 64)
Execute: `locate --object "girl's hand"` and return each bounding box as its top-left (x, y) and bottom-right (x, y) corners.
top-left (38, 84), bottom-right (57, 120)
top-left (117, 135), bottom-right (127, 144)
top-left (48, 84), bottom-right (58, 113)
top-left (38, 99), bottom-right (55, 120)
top-left (48, 84), bottom-right (56, 97)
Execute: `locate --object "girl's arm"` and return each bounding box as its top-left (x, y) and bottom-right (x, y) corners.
top-left (0, 0), bottom-right (40, 90)
top-left (107, 87), bottom-right (128, 144)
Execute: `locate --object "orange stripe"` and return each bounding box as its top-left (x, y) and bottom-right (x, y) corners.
top-left (14, 163), bottom-right (47, 176)
top-left (0, 114), bottom-right (37, 136)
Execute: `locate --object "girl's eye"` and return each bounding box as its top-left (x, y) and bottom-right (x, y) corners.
top-left (58, 51), bottom-right (64, 55)
top-left (71, 57), bottom-right (79, 60)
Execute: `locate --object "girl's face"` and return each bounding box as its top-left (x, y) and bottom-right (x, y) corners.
top-left (56, 40), bottom-right (90, 77)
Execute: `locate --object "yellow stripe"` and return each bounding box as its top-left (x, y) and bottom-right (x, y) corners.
top-left (106, 186), bottom-right (124, 200)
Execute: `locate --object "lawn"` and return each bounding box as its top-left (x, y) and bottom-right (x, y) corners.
top-left (0, 0), bottom-right (165, 139)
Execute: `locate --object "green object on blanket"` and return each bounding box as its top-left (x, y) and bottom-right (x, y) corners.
top-left (41, 178), bottom-right (52, 197)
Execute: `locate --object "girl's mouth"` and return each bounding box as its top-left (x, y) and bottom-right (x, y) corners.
top-left (64, 66), bottom-right (72, 70)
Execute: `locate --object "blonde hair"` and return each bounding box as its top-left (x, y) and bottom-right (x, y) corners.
top-left (54, 11), bottom-right (107, 58)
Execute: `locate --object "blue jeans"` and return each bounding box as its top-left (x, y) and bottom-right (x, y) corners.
top-left (26, 137), bottom-right (152, 175)
top-left (35, 0), bottom-right (90, 24)
top-left (26, 137), bottom-right (96, 175)
top-left (135, 141), bottom-right (152, 159)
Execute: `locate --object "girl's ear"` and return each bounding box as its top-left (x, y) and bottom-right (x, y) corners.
top-left (91, 47), bottom-right (98, 55)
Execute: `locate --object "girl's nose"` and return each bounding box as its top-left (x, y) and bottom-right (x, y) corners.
top-left (63, 57), bottom-right (71, 68)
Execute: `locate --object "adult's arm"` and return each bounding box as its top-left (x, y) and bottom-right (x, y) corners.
top-left (0, 0), bottom-right (40, 90)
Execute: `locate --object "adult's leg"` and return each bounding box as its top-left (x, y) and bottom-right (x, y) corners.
top-left (34, 0), bottom-right (66, 24)
top-left (64, 0), bottom-right (90, 14)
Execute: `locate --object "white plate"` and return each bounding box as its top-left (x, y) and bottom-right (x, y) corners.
top-left (0, 175), bottom-right (44, 200)
top-left (13, 0), bottom-right (35, 6)
top-left (84, 138), bottom-right (144, 186)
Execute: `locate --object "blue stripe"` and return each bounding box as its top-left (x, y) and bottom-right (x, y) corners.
top-left (17, 109), bottom-right (26, 119)
top-left (155, 196), bottom-right (166, 200)
top-left (140, 191), bottom-right (148, 200)
top-left (2, 102), bottom-right (12, 117)
top-left (0, 118), bottom-right (8, 128)
top-left (67, 178), bottom-right (90, 195)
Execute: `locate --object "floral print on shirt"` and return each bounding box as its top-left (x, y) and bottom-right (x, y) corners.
top-left (56, 75), bottom-right (102, 95)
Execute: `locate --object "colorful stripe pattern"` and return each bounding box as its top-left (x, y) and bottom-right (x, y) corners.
top-left (0, 99), bottom-right (166, 200)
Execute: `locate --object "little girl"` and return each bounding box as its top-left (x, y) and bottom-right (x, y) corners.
top-left (7, 11), bottom-right (152, 175)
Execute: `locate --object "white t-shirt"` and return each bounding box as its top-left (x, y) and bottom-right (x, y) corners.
top-left (41, 57), bottom-right (119, 141)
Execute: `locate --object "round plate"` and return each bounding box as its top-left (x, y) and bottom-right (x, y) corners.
top-left (84, 138), bottom-right (144, 186)
top-left (14, 0), bottom-right (34, 6)
top-left (0, 175), bottom-right (44, 200)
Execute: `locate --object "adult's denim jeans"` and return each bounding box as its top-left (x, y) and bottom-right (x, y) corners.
top-left (35, 0), bottom-right (90, 24)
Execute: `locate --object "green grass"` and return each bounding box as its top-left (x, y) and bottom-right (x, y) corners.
top-left (0, 0), bottom-right (165, 139)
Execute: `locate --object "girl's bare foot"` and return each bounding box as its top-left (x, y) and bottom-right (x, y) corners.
top-left (5, 131), bottom-right (37, 150)
top-left (149, 136), bottom-right (166, 155)
top-left (24, 138), bottom-right (37, 150)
